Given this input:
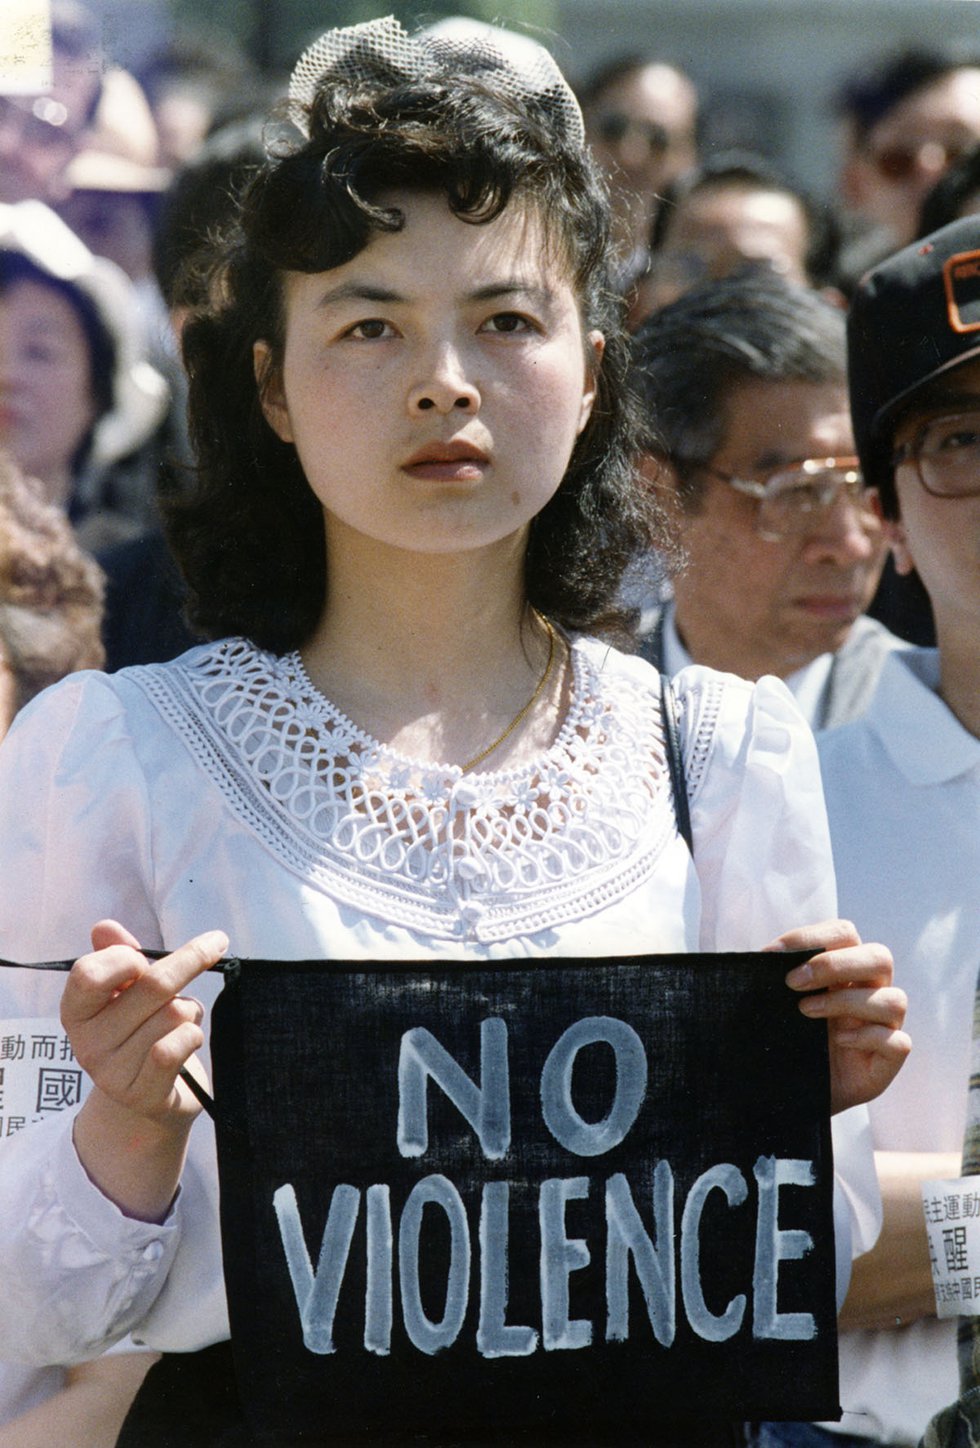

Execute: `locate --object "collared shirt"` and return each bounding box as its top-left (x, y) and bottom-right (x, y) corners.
top-left (817, 649), bottom-right (980, 1442)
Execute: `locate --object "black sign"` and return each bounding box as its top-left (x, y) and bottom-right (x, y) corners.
top-left (209, 952), bottom-right (839, 1444)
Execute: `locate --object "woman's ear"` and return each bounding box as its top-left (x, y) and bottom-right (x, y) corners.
top-left (253, 341), bottom-right (293, 443)
top-left (576, 330), bottom-right (605, 435)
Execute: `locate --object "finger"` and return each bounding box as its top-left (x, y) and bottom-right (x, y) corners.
top-left (81, 995), bottom-right (206, 1104)
top-left (785, 942), bottom-right (894, 992)
top-left (764, 918), bottom-right (861, 954)
top-left (130, 1018), bottom-right (208, 1112)
top-left (90, 919), bottom-right (143, 953)
top-left (799, 985), bottom-right (908, 1026)
top-left (64, 931), bottom-right (228, 1035)
top-left (832, 1024), bottom-right (912, 1060)
top-left (63, 944), bottom-right (157, 1027)
top-left (830, 1025), bottom-right (913, 1112)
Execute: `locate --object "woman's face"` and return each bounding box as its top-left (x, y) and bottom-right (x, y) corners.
top-left (0, 277), bottom-right (99, 504)
top-left (257, 192), bottom-right (602, 563)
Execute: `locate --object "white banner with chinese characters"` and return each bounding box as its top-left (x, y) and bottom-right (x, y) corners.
top-left (0, 1016), bottom-right (89, 1139)
top-left (922, 1176), bottom-right (980, 1318)
top-left (0, 0), bottom-right (52, 95)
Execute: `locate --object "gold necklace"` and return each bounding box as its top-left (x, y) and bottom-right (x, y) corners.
top-left (460, 614), bottom-right (558, 774)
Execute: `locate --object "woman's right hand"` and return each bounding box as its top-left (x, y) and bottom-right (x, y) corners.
top-left (63, 919), bottom-right (228, 1222)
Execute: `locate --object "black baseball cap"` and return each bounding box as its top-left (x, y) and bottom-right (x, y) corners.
top-left (848, 214), bottom-right (980, 497)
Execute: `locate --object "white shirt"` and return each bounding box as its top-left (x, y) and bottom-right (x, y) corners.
top-left (818, 649), bottom-right (980, 1444)
top-left (0, 637), bottom-right (876, 1398)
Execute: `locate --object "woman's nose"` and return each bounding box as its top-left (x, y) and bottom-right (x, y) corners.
top-left (407, 345), bottom-right (480, 415)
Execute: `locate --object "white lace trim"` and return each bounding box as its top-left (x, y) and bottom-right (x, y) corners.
top-left (132, 638), bottom-right (719, 943)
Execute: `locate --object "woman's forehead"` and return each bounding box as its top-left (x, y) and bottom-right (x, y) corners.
top-left (288, 190), bottom-right (573, 294)
top-left (0, 275), bottom-right (88, 333)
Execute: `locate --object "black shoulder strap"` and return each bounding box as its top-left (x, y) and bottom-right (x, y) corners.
top-left (659, 672), bottom-right (693, 855)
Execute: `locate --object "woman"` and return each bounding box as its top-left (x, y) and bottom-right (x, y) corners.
top-left (0, 201), bottom-right (168, 549)
top-left (0, 18), bottom-right (908, 1445)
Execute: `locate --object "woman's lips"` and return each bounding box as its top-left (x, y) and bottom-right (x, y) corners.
top-left (401, 440), bottom-right (489, 482)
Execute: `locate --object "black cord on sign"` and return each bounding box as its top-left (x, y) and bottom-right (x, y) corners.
top-left (0, 954), bottom-right (226, 1120)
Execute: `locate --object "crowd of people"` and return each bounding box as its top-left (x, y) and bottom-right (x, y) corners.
top-left (0, 4), bottom-right (976, 1446)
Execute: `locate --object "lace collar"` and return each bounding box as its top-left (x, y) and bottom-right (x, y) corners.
top-left (135, 636), bottom-right (680, 943)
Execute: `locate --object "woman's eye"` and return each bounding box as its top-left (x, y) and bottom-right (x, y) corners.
top-left (346, 319), bottom-right (392, 340)
top-left (481, 312), bottom-right (535, 335)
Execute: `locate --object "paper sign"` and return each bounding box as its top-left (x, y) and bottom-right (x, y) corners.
top-left (0, 1015), bottom-right (88, 1137)
top-left (923, 1176), bottom-right (980, 1318)
top-left (0, 0), bottom-right (52, 96)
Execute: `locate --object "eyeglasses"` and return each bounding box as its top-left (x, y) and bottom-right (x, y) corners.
top-left (594, 111), bottom-right (674, 155)
top-left (699, 457), bottom-right (874, 541)
top-left (0, 95), bottom-right (77, 152)
top-left (891, 410), bottom-right (980, 498)
top-left (866, 138), bottom-right (970, 182)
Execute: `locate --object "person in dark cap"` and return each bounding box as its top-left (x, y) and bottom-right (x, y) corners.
top-left (751, 214), bottom-right (980, 1448)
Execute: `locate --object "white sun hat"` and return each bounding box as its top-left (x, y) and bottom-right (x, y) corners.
top-left (0, 198), bottom-right (169, 465)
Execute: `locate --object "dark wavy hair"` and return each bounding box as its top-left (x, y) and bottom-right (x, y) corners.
top-left (168, 59), bottom-right (668, 652)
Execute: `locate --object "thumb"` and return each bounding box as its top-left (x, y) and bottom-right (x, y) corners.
top-left (90, 919), bottom-right (143, 953)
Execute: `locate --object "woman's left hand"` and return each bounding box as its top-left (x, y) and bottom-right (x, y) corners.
top-left (770, 919), bottom-right (911, 1115)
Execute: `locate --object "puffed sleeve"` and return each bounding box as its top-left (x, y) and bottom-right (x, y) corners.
top-left (0, 674), bottom-right (180, 1364)
top-left (676, 668), bottom-right (837, 950)
top-left (0, 672), bottom-right (162, 964)
top-left (673, 666), bottom-right (881, 1293)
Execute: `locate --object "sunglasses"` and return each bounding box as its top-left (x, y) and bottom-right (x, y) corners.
top-left (0, 95), bottom-right (77, 152)
top-left (594, 111), bottom-right (674, 154)
top-left (867, 138), bottom-right (971, 182)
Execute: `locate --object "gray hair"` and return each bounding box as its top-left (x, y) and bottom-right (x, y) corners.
top-left (632, 272), bottom-right (847, 508)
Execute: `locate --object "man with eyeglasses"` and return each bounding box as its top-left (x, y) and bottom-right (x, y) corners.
top-left (751, 216), bottom-right (980, 1448)
top-left (0, 2), bottom-right (103, 206)
top-left (632, 270), bottom-right (898, 731)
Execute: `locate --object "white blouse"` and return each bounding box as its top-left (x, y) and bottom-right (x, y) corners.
top-left (0, 635), bottom-right (875, 1372)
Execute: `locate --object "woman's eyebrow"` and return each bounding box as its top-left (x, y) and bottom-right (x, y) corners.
top-left (467, 281), bottom-right (554, 305)
top-left (314, 282), bottom-right (403, 309)
top-left (311, 279), bottom-right (555, 309)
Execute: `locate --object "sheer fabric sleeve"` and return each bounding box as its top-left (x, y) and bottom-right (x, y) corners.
top-left (675, 667), bottom-right (837, 951)
top-left (0, 675), bottom-right (180, 1364)
top-left (673, 667), bottom-right (881, 1293)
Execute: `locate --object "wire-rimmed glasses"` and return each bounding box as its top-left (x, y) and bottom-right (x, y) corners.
top-left (699, 456), bottom-right (874, 542)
